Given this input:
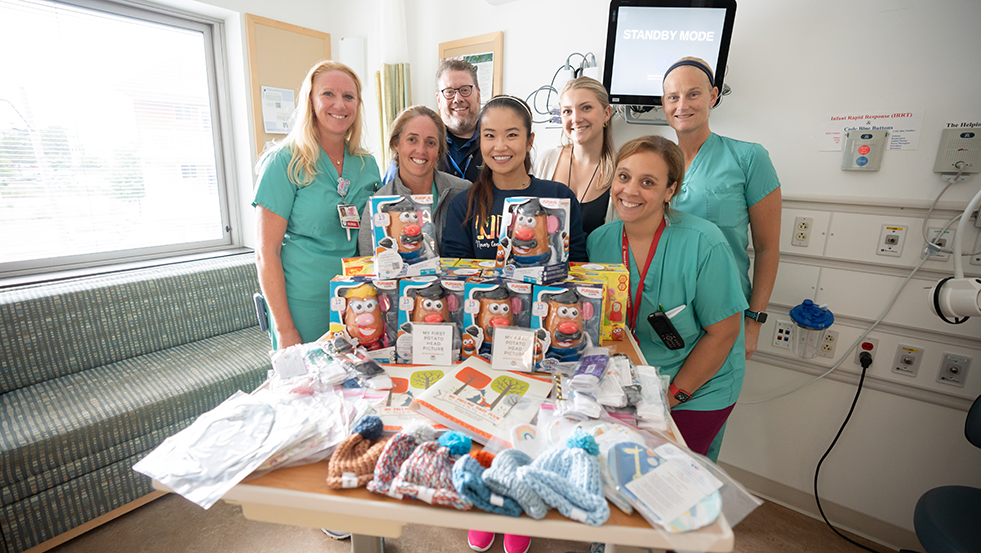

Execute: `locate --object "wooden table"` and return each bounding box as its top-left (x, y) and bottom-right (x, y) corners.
top-left (154, 337), bottom-right (734, 553)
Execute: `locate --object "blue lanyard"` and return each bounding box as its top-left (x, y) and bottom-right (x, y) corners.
top-left (447, 151), bottom-right (472, 179)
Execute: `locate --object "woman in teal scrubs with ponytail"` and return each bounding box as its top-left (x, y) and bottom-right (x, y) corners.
top-left (253, 61), bottom-right (379, 350)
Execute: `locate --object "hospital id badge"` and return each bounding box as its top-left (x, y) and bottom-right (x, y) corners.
top-left (337, 204), bottom-right (360, 229)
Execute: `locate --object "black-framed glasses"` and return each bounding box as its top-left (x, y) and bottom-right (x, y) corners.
top-left (440, 85), bottom-right (474, 99)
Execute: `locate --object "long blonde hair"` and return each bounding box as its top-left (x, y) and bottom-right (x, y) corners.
top-left (559, 76), bottom-right (615, 192)
top-left (256, 60), bottom-right (369, 186)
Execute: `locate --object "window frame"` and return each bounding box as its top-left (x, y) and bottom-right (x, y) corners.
top-left (0, 0), bottom-right (242, 281)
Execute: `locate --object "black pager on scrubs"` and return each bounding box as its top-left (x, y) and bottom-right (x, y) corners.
top-left (648, 311), bottom-right (685, 350)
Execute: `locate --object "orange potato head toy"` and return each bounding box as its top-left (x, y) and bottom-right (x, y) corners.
top-left (540, 288), bottom-right (595, 362)
top-left (507, 199), bottom-right (560, 267)
top-left (409, 282), bottom-right (460, 324)
top-left (464, 286), bottom-right (524, 355)
top-left (338, 283), bottom-right (391, 350)
top-left (380, 198), bottom-right (426, 261)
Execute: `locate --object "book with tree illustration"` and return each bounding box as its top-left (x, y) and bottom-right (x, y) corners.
top-left (409, 356), bottom-right (552, 446)
top-left (376, 364), bottom-right (452, 433)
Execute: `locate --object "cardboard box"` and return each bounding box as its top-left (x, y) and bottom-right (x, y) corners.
top-left (369, 195), bottom-right (440, 279)
top-left (569, 262), bottom-right (630, 341)
top-left (494, 197), bottom-right (570, 284)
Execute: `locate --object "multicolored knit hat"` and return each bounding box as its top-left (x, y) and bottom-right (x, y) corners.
top-left (367, 421), bottom-right (436, 498)
top-left (326, 415), bottom-right (387, 489)
top-left (482, 448), bottom-right (548, 519)
top-left (452, 451), bottom-right (523, 517)
top-left (390, 431), bottom-right (473, 510)
top-left (516, 429), bottom-right (610, 526)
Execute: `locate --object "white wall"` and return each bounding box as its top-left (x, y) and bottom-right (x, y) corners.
top-left (176, 0), bottom-right (981, 549)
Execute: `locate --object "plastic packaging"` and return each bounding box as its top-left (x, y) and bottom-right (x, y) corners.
top-left (569, 347), bottom-right (610, 395)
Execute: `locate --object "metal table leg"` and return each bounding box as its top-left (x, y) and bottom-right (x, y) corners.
top-left (350, 534), bottom-right (384, 553)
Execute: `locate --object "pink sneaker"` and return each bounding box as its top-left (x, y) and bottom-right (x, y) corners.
top-left (468, 530), bottom-right (495, 552)
top-left (503, 534), bottom-right (531, 553)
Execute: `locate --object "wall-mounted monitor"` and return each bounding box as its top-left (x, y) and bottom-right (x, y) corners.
top-left (602, 0), bottom-right (737, 107)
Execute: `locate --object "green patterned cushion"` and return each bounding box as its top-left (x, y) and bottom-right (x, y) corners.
top-left (0, 253), bottom-right (261, 394)
top-left (0, 327), bottom-right (270, 497)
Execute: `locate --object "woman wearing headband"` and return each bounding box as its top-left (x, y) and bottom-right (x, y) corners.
top-left (442, 95), bottom-right (587, 262)
top-left (532, 77), bottom-right (616, 236)
top-left (661, 57), bottom-right (782, 369)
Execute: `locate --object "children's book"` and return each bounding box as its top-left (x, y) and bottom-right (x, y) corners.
top-left (374, 364), bottom-right (451, 433)
top-left (409, 356), bottom-right (552, 446)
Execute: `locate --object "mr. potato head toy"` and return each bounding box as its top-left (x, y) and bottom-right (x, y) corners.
top-left (407, 282), bottom-right (460, 324)
top-left (498, 199), bottom-right (562, 267)
top-left (462, 285), bottom-right (525, 357)
top-left (377, 197), bottom-right (431, 262)
top-left (335, 283), bottom-right (391, 351)
top-left (539, 288), bottom-right (595, 362)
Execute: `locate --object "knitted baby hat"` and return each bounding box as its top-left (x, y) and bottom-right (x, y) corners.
top-left (326, 415), bottom-right (387, 489)
top-left (367, 421), bottom-right (436, 497)
top-left (482, 448), bottom-right (548, 519)
top-left (516, 429), bottom-right (610, 526)
top-left (390, 431), bottom-right (473, 510)
top-left (452, 451), bottom-right (523, 517)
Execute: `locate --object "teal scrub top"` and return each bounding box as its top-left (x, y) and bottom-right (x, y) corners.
top-left (672, 133), bottom-right (781, 301)
top-left (252, 145), bottom-right (379, 322)
top-left (587, 215), bottom-right (749, 411)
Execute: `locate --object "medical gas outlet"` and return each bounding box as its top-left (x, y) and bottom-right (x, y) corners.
top-left (842, 130), bottom-right (888, 171)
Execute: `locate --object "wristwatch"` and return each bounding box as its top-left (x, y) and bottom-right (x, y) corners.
top-left (745, 310), bottom-right (768, 324)
top-left (669, 383), bottom-right (692, 404)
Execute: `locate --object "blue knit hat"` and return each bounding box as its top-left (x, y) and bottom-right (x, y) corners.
top-left (452, 452), bottom-right (523, 517)
top-left (516, 429), bottom-right (610, 526)
top-left (482, 448), bottom-right (548, 519)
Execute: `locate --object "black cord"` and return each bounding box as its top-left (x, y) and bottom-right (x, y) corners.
top-left (813, 351), bottom-right (883, 553)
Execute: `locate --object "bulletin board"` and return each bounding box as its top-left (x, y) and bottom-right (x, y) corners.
top-left (438, 32), bottom-right (504, 100)
top-left (246, 14), bottom-right (330, 158)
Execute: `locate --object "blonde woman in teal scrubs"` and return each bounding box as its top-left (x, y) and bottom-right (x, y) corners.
top-left (253, 61), bottom-right (380, 350)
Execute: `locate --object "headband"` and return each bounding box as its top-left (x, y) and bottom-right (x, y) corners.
top-left (662, 60), bottom-right (715, 86)
top-left (490, 95), bottom-right (533, 118)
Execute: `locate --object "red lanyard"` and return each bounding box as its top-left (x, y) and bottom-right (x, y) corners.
top-left (622, 218), bottom-right (667, 331)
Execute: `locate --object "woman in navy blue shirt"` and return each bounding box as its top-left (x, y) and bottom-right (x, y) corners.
top-left (441, 95), bottom-right (587, 262)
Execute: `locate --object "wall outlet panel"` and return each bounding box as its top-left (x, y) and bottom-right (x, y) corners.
top-left (792, 217), bottom-right (813, 247)
top-left (817, 329), bottom-right (839, 359)
top-left (854, 337), bottom-right (879, 366)
top-left (876, 224), bottom-right (907, 257)
top-left (924, 228), bottom-right (954, 261)
top-left (892, 344), bottom-right (924, 377)
top-left (773, 320), bottom-right (794, 349)
top-left (937, 352), bottom-right (971, 387)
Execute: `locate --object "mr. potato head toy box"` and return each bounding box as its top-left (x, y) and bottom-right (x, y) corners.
top-left (494, 197), bottom-right (570, 285)
top-left (368, 195), bottom-right (440, 279)
top-left (327, 277), bottom-right (399, 363)
top-left (395, 276), bottom-right (467, 364)
top-left (530, 281), bottom-right (604, 370)
top-left (461, 279), bottom-right (533, 361)
top-left (568, 262), bottom-right (630, 342)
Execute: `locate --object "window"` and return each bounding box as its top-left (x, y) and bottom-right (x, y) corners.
top-left (0, 0), bottom-right (233, 278)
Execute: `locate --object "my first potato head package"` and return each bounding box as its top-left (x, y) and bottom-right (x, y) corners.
top-left (395, 276), bottom-right (467, 363)
top-left (494, 197), bottom-right (570, 285)
top-left (369, 195), bottom-right (440, 279)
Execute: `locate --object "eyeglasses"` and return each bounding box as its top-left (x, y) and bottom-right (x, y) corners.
top-left (440, 85), bottom-right (474, 99)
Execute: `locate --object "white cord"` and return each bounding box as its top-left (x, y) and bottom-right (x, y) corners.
top-left (740, 253), bottom-right (930, 405)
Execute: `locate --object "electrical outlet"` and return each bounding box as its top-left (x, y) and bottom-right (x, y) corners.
top-left (891, 344), bottom-right (924, 377)
top-left (817, 329), bottom-right (839, 359)
top-left (876, 224), bottom-right (907, 257)
top-left (937, 353), bottom-right (971, 387)
top-left (854, 337), bottom-right (879, 366)
top-left (971, 233), bottom-right (981, 266)
top-left (923, 228), bottom-right (955, 261)
top-left (791, 217), bottom-right (813, 247)
top-left (773, 320), bottom-right (794, 349)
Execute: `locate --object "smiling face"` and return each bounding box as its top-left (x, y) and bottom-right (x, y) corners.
top-left (661, 66), bottom-right (718, 136)
top-left (312, 70), bottom-right (359, 141)
top-left (437, 69), bottom-right (481, 138)
top-left (394, 115), bottom-right (441, 183)
top-left (560, 88), bottom-right (611, 147)
top-left (612, 151), bottom-right (678, 227)
top-left (343, 285), bottom-right (385, 347)
top-left (480, 106), bottom-right (534, 180)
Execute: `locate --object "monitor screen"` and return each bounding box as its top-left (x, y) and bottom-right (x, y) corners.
top-left (603, 0), bottom-right (737, 106)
